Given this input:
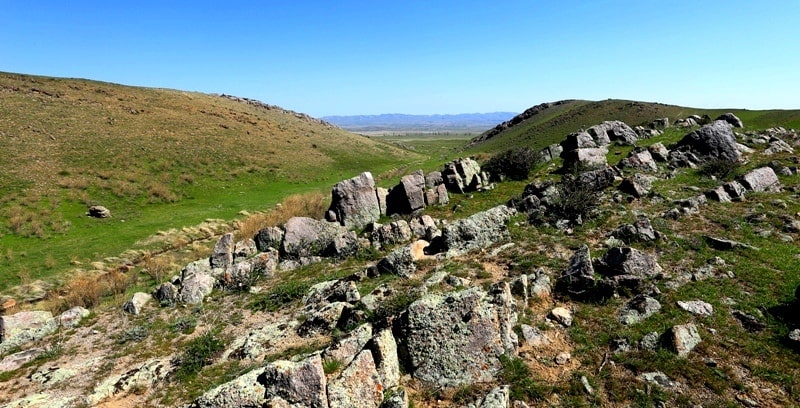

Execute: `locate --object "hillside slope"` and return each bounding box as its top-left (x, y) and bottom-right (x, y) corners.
top-left (0, 72), bottom-right (423, 289)
top-left (467, 99), bottom-right (800, 154)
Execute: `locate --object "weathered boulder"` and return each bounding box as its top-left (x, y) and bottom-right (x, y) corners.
top-left (673, 121), bottom-right (740, 163)
top-left (258, 354), bottom-right (328, 408)
top-left (610, 217), bottom-right (658, 243)
top-left (441, 205), bottom-right (515, 257)
top-left (233, 238), bottom-right (258, 262)
top-left (715, 112), bottom-right (743, 128)
top-left (549, 307), bottom-right (573, 327)
top-left (477, 386), bottom-right (510, 408)
top-left (442, 158), bottom-right (486, 193)
top-left (664, 323), bottom-right (701, 357)
top-left (376, 187), bottom-right (389, 216)
top-left (87, 205), bottom-right (112, 218)
top-left (561, 131), bottom-right (597, 151)
top-left (674, 117), bottom-right (698, 128)
top-left (402, 284), bottom-right (517, 387)
top-left (304, 280), bottom-right (361, 311)
top-left (740, 167), bottom-right (781, 192)
top-left (723, 180), bottom-right (747, 200)
top-left (122, 292), bottom-right (152, 315)
top-left (322, 324), bottom-right (373, 373)
top-left (377, 243), bottom-right (419, 278)
top-left (618, 295), bottom-right (661, 325)
top-left (597, 247), bottom-right (662, 278)
top-left (408, 215), bottom-right (439, 241)
top-left (387, 170), bottom-right (426, 215)
top-left (371, 220), bottom-right (413, 249)
top-left (619, 174), bottom-right (656, 198)
top-left (634, 126), bottom-right (661, 139)
top-left (557, 245), bottom-right (596, 297)
top-left (425, 171), bottom-right (443, 189)
top-left (520, 324), bottom-right (551, 347)
top-left (297, 302), bottom-right (352, 336)
top-left (254, 226), bottom-right (284, 252)
top-left (58, 306), bottom-right (90, 328)
top-left (648, 143), bottom-right (670, 162)
top-left (576, 167), bottom-right (619, 192)
top-left (0, 311), bottom-right (58, 354)
top-left (153, 282), bottom-right (179, 307)
top-left (188, 368), bottom-right (265, 408)
top-left (280, 217), bottom-right (352, 259)
top-left (327, 349), bottom-right (384, 408)
top-left (370, 327), bottom-right (401, 389)
top-left (210, 232), bottom-right (235, 270)
top-left (326, 172), bottom-right (381, 229)
top-left (539, 143), bottom-right (564, 162)
top-left (705, 186), bottom-right (732, 202)
top-left (562, 147), bottom-right (608, 171)
top-left (587, 121), bottom-right (639, 145)
top-left (677, 300), bottom-right (713, 316)
top-left (619, 150), bottom-right (658, 172)
top-left (424, 183), bottom-right (449, 206)
top-left (179, 271), bottom-right (215, 305)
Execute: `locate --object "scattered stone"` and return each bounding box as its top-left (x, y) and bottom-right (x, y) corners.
top-left (619, 174), bottom-right (657, 198)
top-left (581, 376), bottom-right (595, 396)
top-left (371, 220), bottom-right (413, 249)
top-left (715, 112), bottom-right (743, 128)
top-left (520, 324), bottom-right (551, 347)
top-left (618, 295), bottom-right (662, 325)
top-left (297, 302), bottom-right (352, 336)
top-left (549, 307), bottom-right (573, 327)
top-left (88, 358), bottom-right (172, 405)
top-left (303, 279), bottom-right (361, 311)
top-left (677, 300), bottom-right (713, 316)
top-left (0, 311), bottom-right (58, 354)
top-left (664, 323), bottom-right (701, 357)
top-left (122, 292), bottom-right (152, 315)
top-left (187, 368), bottom-right (265, 408)
top-left (258, 354), bottom-right (328, 408)
top-left (327, 349), bottom-right (384, 408)
top-left (87, 205), bottom-right (112, 218)
top-left (530, 274), bottom-right (552, 298)
top-left (648, 143), bottom-right (670, 162)
top-left (723, 180), bottom-right (747, 200)
top-left (597, 247), bottom-right (663, 278)
top-left (705, 186), bottom-right (732, 202)
top-left (476, 386), bottom-right (510, 408)
top-left (58, 306), bottom-right (90, 328)
top-left (640, 332), bottom-right (660, 350)
top-left (554, 352), bottom-right (571, 365)
top-left (403, 284), bottom-right (517, 387)
top-left (610, 337), bottom-right (632, 354)
top-left (740, 167), bottom-right (781, 193)
top-left (538, 143), bottom-right (564, 162)
top-left (619, 150), bottom-right (658, 172)
top-left (610, 217), bottom-right (659, 243)
top-left (732, 310), bottom-right (766, 332)
top-left (441, 205), bottom-right (515, 257)
top-left (557, 245), bottom-right (596, 297)
top-left (639, 372), bottom-right (681, 389)
top-left (705, 236), bottom-right (758, 251)
top-left (153, 282), bottom-right (178, 307)
top-left (651, 118), bottom-right (669, 129)
top-left (381, 388), bottom-right (409, 408)
top-left (788, 329), bottom-right (800, 345)
top-left (326, 172), bottom-right (381, 229)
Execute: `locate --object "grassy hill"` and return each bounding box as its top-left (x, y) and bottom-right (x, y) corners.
top-left (0, 72), bottom-right (424, 291)
top-left (466, 99), bottom-right (800, 154)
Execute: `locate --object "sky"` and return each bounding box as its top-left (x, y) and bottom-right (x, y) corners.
top-left (1, 1), bottom-right (799, 116)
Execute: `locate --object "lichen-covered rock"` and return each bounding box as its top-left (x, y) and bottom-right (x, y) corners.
top-left (441, 205), bottom-right (515, 257)
top-left (153, 282), bottom-right (178, 307)
top-left (610, 217), bottom-right (658, 243)
top-left (188, 368), bottom-right (265, 408)
top-left (304, 279), bottom-right (361, 312)
top-left (664, 323), bottom-right (701, 357)
top-left (58, 306), bottom-right (90, 328)
top-left (619, 150), bottom-right (658, 172)
top-left (380, 388), bottom-right (409, 408)
top-left (179, 271), bottom-right (215, 305)
top-left (297, 302), bottom-right (352, 337)
top-left (740, 167), bottom-right (781, 192)
top-left (597, 247), bottom-right (662, 278)
top-left (402, 284), bottom-right (517, 387)
top-left (371, 220), bottom-right (413, 249)
top-left (618, 295), bottom-right (661, 325)
top-left (234, 238), bottom-right (258, 262)
top-left (520, 324), bottom-right (551, 347)
top-left (588, 120), bottom-right (638, 145)
top-left (280, 217), bottom-right (351, 259)
top-left (442, 158), bottom-right (485, 193)
top-left (0, 311), bottom-right (58, 355)
top-left (254, 226), bottom-right (284, 252)
top-left (557, 245), bottom-right (596, 297)
top-left (387, 170), bottom-right (426, 215)
top-left (122, 292), bottom-right (152, 315)
top-left (326, 172), bottom-right (382, 229)
top-left (258, 354), bottom-right (328, 408)
top-left (210, 232), bottom-right (235, 270)
top-left (370, 327), bottom-right (400, 389)
top-left (327, 349), bottom-right (384, 408)
top-left (377, 244), bottom-right (418, 278)
top-left (619, 174), bottom-right (656, 198)
top-left (561, 147), bottom-right (608, 171)
top-left (677, 300), bottom-right (713, 316)
top-left (477, 386), bottom-right (510, 408)
top-left (673, 121), bottom-right (740, 163)
top-left (549, 307), bottom-right (573, 327)
top-left (322, 323), bottom-right (372, 369)
top-left (88, 358), bottom-right (172, 405)
top-left (648, 143), bottom-right (670, 162)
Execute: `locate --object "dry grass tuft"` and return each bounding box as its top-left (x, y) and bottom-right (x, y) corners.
top-left (236, 192), bottom-right (328, 240)
top-left (57, 273), bottom-right (106, 311)
top-left (141, 253), bottom-right (176, 284)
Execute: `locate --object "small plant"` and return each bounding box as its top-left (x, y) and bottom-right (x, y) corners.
top-left (248, 280), bottom-right (309, 312)
top-left (322, 358), bottom-right (342, 375)
top-left (118, 325), bottom-right (149, 344)
top-left (482, 147), bottom-right (539, 181)
top-left (171, 316), bottom-right (198, 335)
top-left (547, 174), bottom-right (601, 223)
top-left (698, 158), bottom-right (741, 181)
top-left (174, 330), bottom-right (225, 381)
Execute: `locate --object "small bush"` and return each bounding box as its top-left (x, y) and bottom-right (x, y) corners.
top-left (322, 358), bottom-right (342, 374)
top-left (249, 280), bottom-right (309, 312)
top-left (482, 147), bottom-right (539, 181)
top-left (174, 330), bottom-right (225, 380)
top-left (547, 174), bottom-right (601, 223)
top-left (699, 158), bottom-right (741, 181)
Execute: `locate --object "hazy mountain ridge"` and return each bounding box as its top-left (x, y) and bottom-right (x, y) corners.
top-left (322, 112), bottom-right (517, 132)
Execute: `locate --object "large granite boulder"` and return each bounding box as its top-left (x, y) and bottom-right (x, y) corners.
top-left (401, 284), bottom-right (517, 387)
top-left (588, 120), bottom-right (638, 145)
top-left (0, 311), bottom-right (58, 355)
top-left (442, 158), bottom-right (486, 193)
top-left (258, 354), bottom-right (329, 408)
top-left (280, 217), bottom-right (354, 259)
top-left (673, 121), bottom-right (740, 163)
top-left (441, 205), bottom-right (515, 257)
top-left (327, 350), bottom-right (384, 408)
top-left (387, 170), bottom-right (426, 215)
top-left (740, 167), bottom-right (781, 192)
top-left (561, 147), bottom-right (608, 171)
top-left (326, 172), bottom-right (381, 229)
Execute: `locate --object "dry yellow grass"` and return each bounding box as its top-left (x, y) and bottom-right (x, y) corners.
top-left (236, 192), bottom-right (328, 240)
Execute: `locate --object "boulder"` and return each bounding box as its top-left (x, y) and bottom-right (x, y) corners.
top-left (634, 126), bottom-right (661, 139)
top-left (560, 131), bottom-right (597, 151)
top-left (210, 233), bottom-right (235, 270)
top-left (402, 284), bottom-right (517, 387)
top-left (258, 354), bottom-right (328, 408)
top-left (297, 302), bottom-right (352, 336)
top-left (562, 147), bottom-right (608, 171)
top-left (664, 323), bottom-right (701, 357)
top-left (597, 247), bottom-right (662, 278)
top-left (441, 205), bottom-right (515, 257)
top-left (740, 167), bottom-right (781, 192)
top-left (304, 279), bottom-right (361, 311)
top-left (610, 217), bottom-right (658, 243)
top-left (677, 300), bottom-right (713, 316)
top-left (254, 226), bottom-right (284, 252)
top-left (648, 143), bottom-right (670, 162)
top-left (122, 292), bottom-right (152, 315)
top-left (153, 282), bottom-right (179, 307)
top-left (0, 311), bottom-right (58, 354)
top-left (188, 368), bottom-right (265, 408)
top-left (326, 172), bottom-right (381, 229)
top-left (723, 180), bottom-right (747, 200)
top-left (530, 274), bottom-right (552, 298)
top-left (179, 271), bottom-right (215, 305)
top-left (280, 217), bottom-right (351, 259)
top-left (322, 324), bottom-right (373, 371)
top-left (87, 205), bottom-right (112, 218)
top-left (732, 310), bottom-right (766, 332)
top-left (376, 187), bottom-right (389, 216)
top-left (369, 327), bottom-right (401, 389)
top-left (549, 307), bottom-right (573, 327)
top-left (248, 248), bottom-right (279, 278)
top-left (619, 150), bottom-right (658, 172)
top-left (442, 158), bottom-right (486, 193)
top-left (478, 386), bottom-right (510, 408)
top-left (371, 220), bottom-right (413, 249)
top-left (705, 186), bottom-right (732, 202)
top-left (650, 118), bottom-right (669, 129)
top-left (408, 215), bottom-right (439, 240)
top-left (673, 121), bottom-right (740, 163)
top-left (377, 243), bottom-right (423, 278)
top-left (327, 349), bottom-right (384, 408)
top-left (618, 295), bottom-right (661, 325)
top-left (424, 184), bottom-right (449, 206)
top-left (58, 306), bottom-right (90, 328)
top-left (557, 245), bottom-right (596, 297)
top-left (576, 167), bottom-right (618, 192)
top-left (619, 174), bottom-right (656, 198)
top-left (387, 170), bottom-right (426, 215)
top-left (539, 144), bottom-right (564, 162)
top-left (233, 238), bottom-right (258, 262)
top-left (588, 121), bottom-right (639, 145)
top-left (425, 171), bottom-right (443, 189)
top-left (715, 113), bottom-right (743, 128)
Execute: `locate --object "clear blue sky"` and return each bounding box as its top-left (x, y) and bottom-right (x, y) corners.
top-left (2, 1), bottom-right (798, 116)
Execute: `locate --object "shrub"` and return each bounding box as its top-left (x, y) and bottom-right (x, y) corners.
top-left (698, 158), bottom-right (741, 181)
top-left (482, 147), bottom-right (539, 181)
top-left (322, 358), bottom-right (342, 374)
top-left (174, 330), bottom-right (225, 380)
top-left (547, 174), bottom-right (601, 223)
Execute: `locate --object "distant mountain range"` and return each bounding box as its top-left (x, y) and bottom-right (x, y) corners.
top-left (321, 112), bottom-right (518, 133)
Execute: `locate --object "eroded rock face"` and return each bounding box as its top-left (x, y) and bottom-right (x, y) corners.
top-left (674, 121), bottom-right (740, 163)
top-left (327, 350), bottom-right (384, 408)
top-left (387, 170), bottom-right (426, 215)
top-left (188, 368), bottom-right (265, 408)
top-left (258, 354), bottom-right (329, 408)
top-left (0, 311), bottom-right (58, 354)
top-left (441, 205), bottom-right (515, 257)
top-left (326, 172), bottom-right (381, 229)
top-left (402, 284), bottom-right (517, 387)
top-left (442, 158), bottom-right (486, 193)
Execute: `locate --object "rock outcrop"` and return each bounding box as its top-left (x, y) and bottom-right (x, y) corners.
top-left (673, 121), bottom-right (741, 163)
top-left (326, 172), bottom-right (382, 229)
top-left (441, 205), bottom-right (515, 257)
